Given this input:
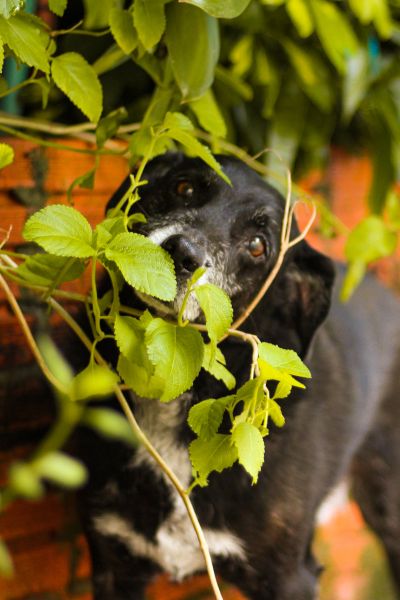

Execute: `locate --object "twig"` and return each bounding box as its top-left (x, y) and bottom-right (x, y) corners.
top-left (230, 172), bottom-right (317, 332)
top-left (0, 273), bottom-right (69, 395)
top-left (49, 298), bottom-right (224, 600)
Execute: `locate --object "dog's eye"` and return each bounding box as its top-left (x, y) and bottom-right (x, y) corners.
top-left (176, 180), bottom-right (194, 198)
top-left (248, 236), bottom-right (266, 257)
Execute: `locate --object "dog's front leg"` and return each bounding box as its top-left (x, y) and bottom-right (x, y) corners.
top-left (85, 526), bottom-right (160, 600)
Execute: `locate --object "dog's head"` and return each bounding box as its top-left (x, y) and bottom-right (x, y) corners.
top-left (108, 153), bottom-right (335, 356)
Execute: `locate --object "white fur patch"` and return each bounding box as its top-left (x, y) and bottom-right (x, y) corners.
top-left (93, 394), bottom-right (245, 580)
top-left (148, 224), bottom-right (184, 246)
top-left (316, 480), bottom-right (349, 525)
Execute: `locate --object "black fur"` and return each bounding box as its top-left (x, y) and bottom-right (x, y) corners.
top-left (78, 154), bottom-right (400, 600)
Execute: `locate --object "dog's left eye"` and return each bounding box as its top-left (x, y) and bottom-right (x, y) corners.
top-left (248, 236), bottom-right (266, 257)
top-left (176, 180), bottom-right (194, 198)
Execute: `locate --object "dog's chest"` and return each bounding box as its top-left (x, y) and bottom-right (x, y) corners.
top-left (94, 395), bottom-right (245, 581)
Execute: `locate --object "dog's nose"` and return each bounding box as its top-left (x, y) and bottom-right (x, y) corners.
top-left (162, 235), bottom-right (205, 274)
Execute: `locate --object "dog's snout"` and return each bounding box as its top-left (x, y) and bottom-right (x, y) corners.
top-left (162, 235), bottom-right (205, 274)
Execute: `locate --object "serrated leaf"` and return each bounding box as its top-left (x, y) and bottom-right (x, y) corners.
top-left (195, 283), bottom-right (232, 343)
top-left (286, 0), bottom-right (314, 37)
top-left (17, 254), bottom-right (86, 286)
top-left (51, 52), bottom-right (103, 123)
top-left (96, 107), bottom-right (128, 148)
top-left (23, 205), bottom-right (94, 258)
top-left (34, 452), bottom-right (87, 489)
top-left (117, 354), bottom-right (164, 399)
top-left (49, 0), bottom-right (67, 17)
top-left (83, 408), bottom-right (137, 445)
top-left (0, 540), bottom-right (14, 579)
top-left (72, 365), bottom-right (119, 401)
top-left (0, 0), bottom-right (24, 19)
top-left (166, 3), bottom-right (219, 100)
top-left (202, 343), bottom-right (236, 390)
top-left (232, 422), bottom-right (264, 483)
top-left (258, 342), bottom-right (311, 378)
top-left (188, 397), bottom-right (231, 440)
top-left (110, 8), bottom-right (138, 54)
top-left (179, 0), bottom-right (251, 18)
top-left (134, 0), bottom-right (166, 51)
top-left (114, 314), bottom-right (144, 362)
top-left (0, 142), bottom-right (14, 169)
top-left (190, 89), bottom-right (227, 137)
top-left (0, 13), bottom-right (50, 72)
top-left (104, 232), bottom-right (176, 301)
top-left (268, 397), bottom-right (285, 427)
top-left (189, 434), bottom-right (238, 486)
top-left (145, 318), bottom-right (204, 401)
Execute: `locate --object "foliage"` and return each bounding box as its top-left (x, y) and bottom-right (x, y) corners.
top-left (0, 0), bottom-right (399, 585)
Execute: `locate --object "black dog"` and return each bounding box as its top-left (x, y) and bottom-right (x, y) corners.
top-left (78, 153), bottom-right (400, 600)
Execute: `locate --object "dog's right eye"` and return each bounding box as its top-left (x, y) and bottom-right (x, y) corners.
top-left (176, 180), bottom-right (194, 198)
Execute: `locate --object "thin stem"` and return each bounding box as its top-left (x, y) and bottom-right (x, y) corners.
top-left (49, 298), bottom-right (223, 600)
top-left (0, 273), bottom-right (69, 394)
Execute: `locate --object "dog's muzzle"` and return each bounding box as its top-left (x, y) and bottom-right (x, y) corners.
top-left (162, 234), bottom-right (207, 277)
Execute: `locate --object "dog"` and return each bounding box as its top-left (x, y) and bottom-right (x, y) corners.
top-left (77, 153), bottom-right (400, 600)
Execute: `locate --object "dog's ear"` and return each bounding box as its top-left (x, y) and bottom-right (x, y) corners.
top-left (106, 152), bottom-right (184, 212)
top-left (263, 241), bottom-right (335, 358)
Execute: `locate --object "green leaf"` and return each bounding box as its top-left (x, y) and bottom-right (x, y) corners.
top-left (342, 49), bottom-right (369, 121)
top-left (0, 540), bottom-right (14, 579)
top-left (166, 3), bottom-right (219, 100)
top-left (93, 44), bottom-right (127, 76)
top-left (268, 397), bottom-right (285, 427)
top-left (188, 397), bottom-right (231, 440)
top-left (258, 342), bottom-right (311, 378)
top-left (0, 38), bottom-right (3, 73)
top-left (145, 318), bottom-right (204, 401)
top-left (118, 353), bottom-right (164, 399)
top-left (310, 0), bottom-right (359, 72)
top-left (190, 89), bottom-right (227, 137)
top-left (179, 0), bottom-right (251, 18)
top-left (195, 283), bottom-right (233, 342)
top-left (162, 112), bottom-right (230, 184)
top-left (0, 142), bottom-right (14, 169)
top-left (83, 408), bottom-right (137, 445)
top-left (0, 13), bottom-right (50, 73)
top-left (96, 107), bottom-right (128, 148)
top-left (23, 205), bottom-right (94, 258)
top-left (134, 0), bottom-right (166, 51)
top-left (51, 52), bottom-right (103, 123)
top-left (349, 0), bottom-right (393, 38)
top-left (345, 216), bottom-right (397, 263)
top-left (286, 0), bottom-right (314, 37)
top-left (340, 260), bottom-right (366, 302)
top-left (17, 254), bottom-right (86, 286)
top-left (34, 452), bottom-right (87, 489)
top-left (202, 343), bottom-right (236, 390)
top-left (49, 0), bottom-right (67, 17)
top-left (9, 462), bottom-right (43, 500)
top-left (283, 40), bottom-right (333, 112)
top-left (189, 434), bottom-right (238, 486)
top-left (72, 365), bottom-right (119, 401)
top-left (0, 0), bottom-right (24, 18)
top-left (104, 232), bottom-right (176, 301)
top-left (83, 0), bottom-right (113, 29)
top-left (110, 8), bottom-right (138, 54)
top-left (114, 314), bottom-right (144, 362)
top-left (232, 422), bottom-right (264, 483)
top-left (38, 335), bottom-right (74, 387)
